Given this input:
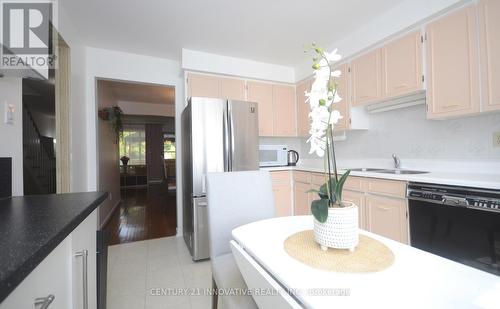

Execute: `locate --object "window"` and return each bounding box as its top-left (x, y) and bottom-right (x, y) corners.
top-left (119, 126), bottom-right (146, 165)
top-left (164, 138), bottom-right (176, 160)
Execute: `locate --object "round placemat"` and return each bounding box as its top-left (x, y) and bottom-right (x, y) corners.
top-left (284, 230), bottom-right (395, 273)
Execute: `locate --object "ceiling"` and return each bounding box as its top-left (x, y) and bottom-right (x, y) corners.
top-left (61, 0), bottom-right (405, 66)
top-left (97, 80), bottom-right (175, 105)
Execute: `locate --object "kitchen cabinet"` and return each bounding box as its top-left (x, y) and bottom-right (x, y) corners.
top-left (247, 81), bottom-right (274, 136)
top-left (0, 209), bottom-right (98, 309)
top-left (333, 63), bottom-right (350, 130)
top-left (187, 73), bottom-right (220, 98)
top-left (273, 85), bottom-right (296, 136)
top-left (381, 31), bottom-right (423, 98)
top-left (478, 0), bottom-right (500, 112)
top-left (425, 6), bottom-right (480, 119)
top-left (220, 77), bottom-right (246, 101)
top-left (366, 195), bottom-right (408, 244)
top-left (294, 182), bottom-right (311, 216)
top-left (270, 171), bottom-right (292, 217)
top-left (351, 49), bottom-right (383, 106)
top-left (343, 189), bottom-right (366, 230)
top-left (296, 79), bottom-right (312, 136)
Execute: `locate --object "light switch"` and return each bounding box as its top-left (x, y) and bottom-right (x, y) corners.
top-left (4, 102), bottom-right (14, 124)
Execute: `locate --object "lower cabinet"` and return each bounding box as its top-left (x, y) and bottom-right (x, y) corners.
top-left (366, 195), bottom-right (408, 244)
top-left (343, 189), bottom-right (367, 230)
top-left (270, 171), bottom-right (293, 217)
top-left (0, 209), bottom-right (98, 309)
top-left (293, 181), bottom-right (311, 216)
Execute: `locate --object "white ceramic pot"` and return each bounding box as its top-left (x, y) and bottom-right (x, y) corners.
top-left (313, 202), bottom-right (359, 252)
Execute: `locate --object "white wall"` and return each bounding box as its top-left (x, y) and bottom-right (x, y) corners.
top-left (117, 100), bottom-right (175, 117)
top-left (85, 47), bottom-right (185, 230)
top-left (182, 49), bottom-right (296, 83)
top-left (297, 105), bottom-right (500, 162)
top-left (295, 0), bottom-right (465, 81)
top-left (0, 78), bottom-right (23, 196)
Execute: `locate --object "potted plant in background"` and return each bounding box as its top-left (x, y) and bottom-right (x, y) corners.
top-left (98, 106), bottom-right (124, 141)
top-left (305, 44), bottom-right (357, 252)
top-left (120, 155), bottom-right (130, 166)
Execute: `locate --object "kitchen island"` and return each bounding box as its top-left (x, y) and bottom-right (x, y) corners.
top-left (0, 192), bottom-right (107, 306)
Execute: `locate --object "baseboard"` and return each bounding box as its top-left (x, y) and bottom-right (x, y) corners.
top-left (100, 200), bottom-right (121, 230)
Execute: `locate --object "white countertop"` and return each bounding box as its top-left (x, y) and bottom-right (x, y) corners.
top-left (261, 164), bottom-right (500, 190)
top-left (232, 216), bottom-right (500, 309)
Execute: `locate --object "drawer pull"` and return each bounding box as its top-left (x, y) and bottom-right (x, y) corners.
top-left (75, 250), bottom-right (89, 309)
top-left (35, 294), bottom-right (55, 309)
top-left (376, 206), bottom-right (391, 211)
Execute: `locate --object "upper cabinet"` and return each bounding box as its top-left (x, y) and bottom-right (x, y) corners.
top-left (425, 6), bottom-right (480, 119)
top-left (220, 78), bottom-right (246, 101)
top-left (247, 81), bottom-right (274, 136)
top-left (333, 63), bottom-right (350, 131)
top-left (351, 49), bottom-right (383, 106)
top-left (296, 79), bottom-right (312, 137)
top-left (478, 0), bottom-right (500, 112)
top-left (381, 31), bottom-right (423, 98)
top-left (273, 85), bottom-right (296, 136)
top-left (187, 73), bottom-right (220, 98)
top-left (187, 73), bottom-right (246, 100)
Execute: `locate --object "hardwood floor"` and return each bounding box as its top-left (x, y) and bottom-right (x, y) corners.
top-left (105, 182), bottom-right (177, 245)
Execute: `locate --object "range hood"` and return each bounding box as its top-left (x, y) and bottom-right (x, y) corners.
top-left (365, 90), bottom-right (426, 113)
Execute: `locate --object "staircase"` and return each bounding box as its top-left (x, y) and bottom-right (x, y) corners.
top-left (23, 105), bottom-right (56, 194)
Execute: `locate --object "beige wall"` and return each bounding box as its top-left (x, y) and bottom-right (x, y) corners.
top-left (118, 100), bottom-right (175, 117)
top-left (97, 82), bottom-right (121, 226)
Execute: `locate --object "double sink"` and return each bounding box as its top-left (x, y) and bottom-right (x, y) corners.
top-left (349, 168), bottom-right (429, 175)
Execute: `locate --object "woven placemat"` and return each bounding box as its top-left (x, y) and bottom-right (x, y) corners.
top-left (284, 230), bottom-right (395, 273)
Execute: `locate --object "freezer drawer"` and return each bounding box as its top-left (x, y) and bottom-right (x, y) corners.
top-left (193, 197), bottom-right (210, 260)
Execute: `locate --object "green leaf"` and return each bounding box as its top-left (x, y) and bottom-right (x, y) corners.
top-left (312, 63), bottom-right (320, 70)
top-left (311, 199), bottom-right (329, 223)
top-left (335, 170), bottom-right (351, 204)
top-left (319, 177), bottom-right (337, 203)
top-left (319, 99), bottom-right (326, 106)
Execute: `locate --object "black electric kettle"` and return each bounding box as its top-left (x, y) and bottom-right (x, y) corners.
top-left (287, 150), bottom-right (299, 166)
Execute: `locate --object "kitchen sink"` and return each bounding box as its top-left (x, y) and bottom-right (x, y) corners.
top-left (378, 169), bottom-right (429, 174)
top-left (349, 168), bottom-right (429, 174)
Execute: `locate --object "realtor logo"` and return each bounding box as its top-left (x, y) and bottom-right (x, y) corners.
top-left (2, 2), bottom-right (52, 54)
top-left (1, 1), bottom-right (56, 72)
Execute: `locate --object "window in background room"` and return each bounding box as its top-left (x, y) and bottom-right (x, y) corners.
top-left (119, 125), bottom-right (146, 165)
top-left (163, 138), bottom-right (176, 160)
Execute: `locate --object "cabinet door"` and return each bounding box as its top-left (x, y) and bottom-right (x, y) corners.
top-left (72, 210), bottom-right (98, 309)
top-left (333, 63), bottom-right (350, 131)
top-left (479, 0), bottom-right (500, 112)
top-left (426, 6), bottom-right (480, 118)
top-left (294, 182), bottom-right (311, 216)
top-left (296, 79), bottom-right (312, 136)
top-left (220, 78), bottom-right (246, 101)
top-left (366, 195), bottom-right (408, 244)
top-left (247, 81), bottom-right (274, 136)
top-left (351, 49), bottom-right (382, 106)
top-left (273, 85), bottom-right (296, 136)
top-left (343, 190), bottom-right (366, 230)
top-left (381, 31), bottom-right (423, 98)
top-left (187, 73), bottom-right (220, 98)
top-left (272, 183), bottom-right (292, 217)
top-left (0, 238), bottom-right (73, 309)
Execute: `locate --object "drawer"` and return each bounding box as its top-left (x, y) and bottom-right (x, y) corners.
top-left (270, 171), bottom-right (291, 183)
top-left (343, 176), bottom-right (364, 192)
top-left (366, 178), bottom-right (407, 198)
top-left (293, 171), bottom-right (310, 183)
top-left (311, 173), bottom-right (326, 186)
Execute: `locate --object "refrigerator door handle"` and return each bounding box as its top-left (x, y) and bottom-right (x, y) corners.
top-left (228, 104), bottom-right (235, 171)
top-left (223, 105), bottom-right (231, 172)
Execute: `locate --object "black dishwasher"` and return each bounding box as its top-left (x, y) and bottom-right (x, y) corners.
top-left (407, 182), bottom-right (500, 276)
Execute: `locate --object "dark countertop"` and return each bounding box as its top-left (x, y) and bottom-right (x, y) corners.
top-left (0, 192), bottom-right (108, 303)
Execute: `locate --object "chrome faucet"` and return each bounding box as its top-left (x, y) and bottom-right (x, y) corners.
top-left (392, 153), bottom-right (401, 169)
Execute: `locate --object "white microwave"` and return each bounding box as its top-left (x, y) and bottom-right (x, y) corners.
top-left (259, 145), bottom-right (288, 167)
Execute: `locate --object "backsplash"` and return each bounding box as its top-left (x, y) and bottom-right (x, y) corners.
top-left (297, 105), bottom-right (500, 161)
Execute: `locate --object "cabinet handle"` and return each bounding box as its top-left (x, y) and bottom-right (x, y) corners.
top-left (442, 104), bottom-right (460, 109)
top-left (394, 83), bottom-right (408, 89)
top-left (376, 206), bottom-right (391, 211)
top-left (75, 250), bottom-right (89, 309)
top-left (35, 294), bottom-right (55, 309)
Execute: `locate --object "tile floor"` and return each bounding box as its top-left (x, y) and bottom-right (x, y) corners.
top-left (107, 236), bottom-right (212, 309)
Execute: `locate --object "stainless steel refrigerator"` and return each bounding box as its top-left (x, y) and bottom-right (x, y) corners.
top-left (181, 97), bottom-right (259, 260)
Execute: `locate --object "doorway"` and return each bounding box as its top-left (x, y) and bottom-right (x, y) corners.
top-left (96, 79), bottom-right (177, 245)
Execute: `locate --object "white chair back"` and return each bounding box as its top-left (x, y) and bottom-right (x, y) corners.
top-left (230, 240), bottom-right (302, 309)
top-left (206, 171), bottom-right (275, 259)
